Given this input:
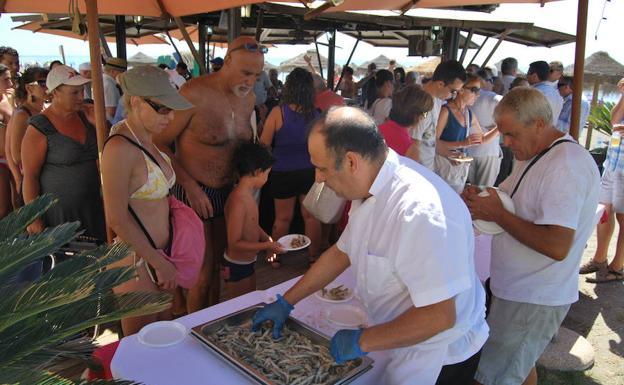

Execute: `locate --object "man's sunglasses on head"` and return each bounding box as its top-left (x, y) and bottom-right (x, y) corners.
top-left (229, 43), bottom-right (269, 54)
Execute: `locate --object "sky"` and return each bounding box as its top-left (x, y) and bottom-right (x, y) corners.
top-left (0, 0), bottom-right (622, 74)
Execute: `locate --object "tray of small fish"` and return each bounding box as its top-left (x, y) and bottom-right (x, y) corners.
top-left (191, 304), bottom-right (374, 385)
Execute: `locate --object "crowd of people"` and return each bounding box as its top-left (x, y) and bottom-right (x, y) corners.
top-left (0, 37), bottom-right (618, 385)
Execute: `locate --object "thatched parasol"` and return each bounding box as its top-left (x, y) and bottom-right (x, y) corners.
top-left (354, 55), bottom-right (404, 77)
top-left (564, 51), bottom-right (624, 85)
top-left (280, 50), bottom-right (328, 74)
top-left (407, 57), bottom-right (441, 77)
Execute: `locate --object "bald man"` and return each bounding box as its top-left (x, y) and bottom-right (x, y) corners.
top-left (155, 37), bottom-right (266, 311)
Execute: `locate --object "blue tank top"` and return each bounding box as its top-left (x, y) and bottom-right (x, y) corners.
top-left (272, 105), bottom-right (319, 172)
top-left (439, 105), bottom-right (471, 142)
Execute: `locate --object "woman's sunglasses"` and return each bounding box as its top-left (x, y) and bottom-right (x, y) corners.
top-left (229, 43), bottom-right (269, 54)
top-left (464, 86), bottom-right (481, 94)
top-left (144, 99), bottom-right (172, 115)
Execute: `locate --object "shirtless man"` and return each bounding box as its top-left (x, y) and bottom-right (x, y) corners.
top-left (155, 37), bottom-right (266, 311)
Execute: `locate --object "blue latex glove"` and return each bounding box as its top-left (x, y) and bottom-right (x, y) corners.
top-left (251, 294), bottom-right (294, 339)
top-left (330, 328), bottom-right (368, 364)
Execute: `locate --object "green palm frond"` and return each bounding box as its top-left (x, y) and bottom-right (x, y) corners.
top-left (588, 102), bottom-right (615, 137)
top-left (0, 195), bottom-right (56, 242)
top-left (42, 243), bottom-right (132, 282)
top-left (0, 222), bottom-right (80, 283)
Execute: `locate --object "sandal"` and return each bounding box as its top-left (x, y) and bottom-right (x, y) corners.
top-left (586, 268), bottom-right (624, 283)
top-left (579, 259), bottom-right (608, 274)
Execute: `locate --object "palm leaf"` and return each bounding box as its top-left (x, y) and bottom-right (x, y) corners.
top-left (42, 243), bottom-right (132, 282)
top-left (0, 195), bottom-right (56, 242)
top-left (588, 102), bottom-right (615, 136)
top-left (0, 222), bottom-right (80, 283)
top-left (1, 291), bottom-right (171, 368)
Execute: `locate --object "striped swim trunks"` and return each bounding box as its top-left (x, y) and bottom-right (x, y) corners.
top-left (170, 183), bottom-right (232, 218)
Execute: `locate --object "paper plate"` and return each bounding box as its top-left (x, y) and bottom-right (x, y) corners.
top-left (315, 285), bottom-right (354, 303)
top-left (278, 234), bottom-right (311, 251)
top-left (448, 155), bottom-right (474, 163)
top-left (473, 189), bottom-right (515, 235)
top-left (137, 321), bottom-right (188, 348)
top-left (326, 305), bottom-right (367, 329)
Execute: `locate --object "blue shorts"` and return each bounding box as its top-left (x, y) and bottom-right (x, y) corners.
top-left (171, 183), bottom-right (232, 218)
top-left (221, 253), bottom-right (256, 282)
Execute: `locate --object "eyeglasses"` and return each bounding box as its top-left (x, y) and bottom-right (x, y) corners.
top-left (229, 43), bottom-right (269, 54)
top-left (144, 99), bottom-right (172, 115)
top-left (464, 86), bottom-right (481, 94)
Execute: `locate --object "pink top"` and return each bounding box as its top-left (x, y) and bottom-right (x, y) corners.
top-left (314, 89), bottom-right (345, 112)
top-left (379, 119), bottom-right (412, 156)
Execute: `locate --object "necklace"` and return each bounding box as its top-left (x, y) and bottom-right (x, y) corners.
top-left (217, 81), bottom-right (236, 126)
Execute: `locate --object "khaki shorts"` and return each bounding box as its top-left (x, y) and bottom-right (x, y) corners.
top-left (599, 166), bottom-right (624, 213)
top-left (474, 296), bottom-right (569, 385)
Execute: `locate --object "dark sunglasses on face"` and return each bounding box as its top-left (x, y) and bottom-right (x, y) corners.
top-left (229, 43), bottom-right (269, 54)
top-left (557, 83), bottom-right (567, 88)
top-left (144, 99), bottom-right (172, 115)
top-left (464, 86), bottom-right (481, 94)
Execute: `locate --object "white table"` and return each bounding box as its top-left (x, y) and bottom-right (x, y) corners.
top-left (111, 269), bottom-right (391, 385)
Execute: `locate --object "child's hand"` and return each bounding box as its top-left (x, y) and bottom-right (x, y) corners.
top-left (269, 241), bottom-right (286, 254)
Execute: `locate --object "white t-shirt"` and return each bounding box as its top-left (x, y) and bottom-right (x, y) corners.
top-left (166, 69), bottom-right (186, 89)
top-left (337, 150), bottom-right (488, 371)
top-left (492, 134), bottom-right (600, 306)
top-left (369, 97), bottom-right (392, 125)
top-left (534, 81), bottom-right (564, 126)
top-left (411, 97), bottom-right (443, 171)
top-left (103, 73), bottom-right (121, 109)
top-left (501, 74), bottom-right (515, 95)
top-left (468, 90), bottom-right (502, 158)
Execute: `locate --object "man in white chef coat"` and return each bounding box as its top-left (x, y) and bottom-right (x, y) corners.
top-left (252, 106), bottom-right (488, 385)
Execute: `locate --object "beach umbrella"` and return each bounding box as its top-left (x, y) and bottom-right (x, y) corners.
top-left (407, 57), bottom-right (441, 77)
top-left (280, 49), bottom-right (329, 74)
top-left (127, 52), bottom-right (158, 66)
top-left (13, 20), bottom-right (168, 46)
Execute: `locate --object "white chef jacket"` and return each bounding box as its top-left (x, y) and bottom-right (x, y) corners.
top-left (336, 150), bottom-right (488, 385)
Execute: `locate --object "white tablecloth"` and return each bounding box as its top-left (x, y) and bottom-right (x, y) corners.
top-left (111, 269), bottom-right (391, 385)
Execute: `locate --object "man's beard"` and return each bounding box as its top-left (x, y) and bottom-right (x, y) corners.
top-left (232, 85), bottom-right (251, 98)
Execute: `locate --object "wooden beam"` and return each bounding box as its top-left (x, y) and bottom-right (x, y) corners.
top-left (304, 2), bottom-right (335, 21)
top-left (459, 28), bottom-right (474, 65)
top-left (468, 35), bottom-right (488, 66)
top-left (84, 0), bottom-right (112, 243)
top-left (173, 16), bottom-right (207, 75)
top-left (570, 0), bottom-right (588, 141)
top-left (481, 29), bottom-right (510, 67)
top-left (255, 8), bottom-right (264, 41)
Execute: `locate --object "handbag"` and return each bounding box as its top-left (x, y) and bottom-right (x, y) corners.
top-left (302, 182), bottom-right (346, 224)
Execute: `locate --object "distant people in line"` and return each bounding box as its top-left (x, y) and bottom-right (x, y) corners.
top-left (102, 65), bottom-right (194, 336)
top-left (510, 76), bottom-right (529, 90)
top-left (210, 57), bottom-right (224, 72)
top-left (405, 71), bottom-right (419, 86)
top-left (465, 87), bottom-right (599, 385)
top-left (527, 60), bottom-right (563, 126)
top-left (368, 69), bottom-right (394, 125)
top-left (434, 74), bottom-right (486, 193)
top-left (500, 57), bottom-right (518, 95)
top-left (22, 65), bottom-right (106, 242)
top-left (223, 141), bottom-right (284, 299)
top-left (548, 61), bottom-right (564, 86)
top-left (176, 61), bottom-right (191, 80)
top-left (378, 84), bottom-right (433, 157)
top-left (6, 66), bottom-right (48, 206)
top-left (556, 75), bottom-right (589, 136)
top-left (393, 67), bottom-right (406, 90)
top-left (103, 57), bottom-right (127, 121)
top-left (311, 73), bottom-right (344, 113)
top-left (78, 62), bottom-right (92, 99)
top-left (260, 67), bottom-right (321, 268)
top-left (337, 66), bottom-right (356, 99)
top-left (166, 62), bottom-right (187, 89)
top-left (466, 64), bottom-right (480, 75)
top-left (358, 62), bottom-right (377, 109)
top-left (0, 46), bottom-right (20, 84)
top-left (405, 60), bottom-right (466, 171)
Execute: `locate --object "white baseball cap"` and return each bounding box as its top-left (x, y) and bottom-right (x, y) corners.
top-left (78, 62), bottom-right (91, 71)
top-left (46, 65), bottom-right (90, 92)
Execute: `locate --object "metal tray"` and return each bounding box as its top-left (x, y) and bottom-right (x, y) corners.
top-left (191, 304), bottom-right (373, 385)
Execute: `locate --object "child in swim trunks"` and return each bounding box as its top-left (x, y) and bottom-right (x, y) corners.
top-left (222, 141), bottom-right (285, 299)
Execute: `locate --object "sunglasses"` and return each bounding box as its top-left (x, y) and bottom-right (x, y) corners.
top-left (557, 83), bottom-right (567, 88)
top-left (144, 99), bottom-right (172, 115)
top-left (229, 43), bottom-right (269, 54)
top-left (464, 86), bottom-right (481, 94)
top-left (29, 80), bottom-right (47, 88)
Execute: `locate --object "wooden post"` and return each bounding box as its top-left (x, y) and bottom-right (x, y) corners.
top-left (584, 80), bottom-right (600, 149)
top-left (571, 0), bottom-right (589, 141)
top-left (468, 36), bottom-right (489, 66)
top-left (327, 29), bottom-right (336, 90)
top-left (198, 20), bottom-right (207, 72)
top-left (482, 29), bottom-right (510, 68)
top-left (459, 28), bottom-right (474, 65)
top-left (173, 17), bottom-right (206, 75)
top-left (85, 0), bottom-right (112, 243)
top-left (114, 15), bottom-right (127, 60)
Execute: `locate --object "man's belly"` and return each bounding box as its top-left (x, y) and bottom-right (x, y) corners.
top-left (177, 141), bottom-right (234, 188)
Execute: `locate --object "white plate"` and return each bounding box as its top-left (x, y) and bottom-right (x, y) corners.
top-left (137, 321), bottom-right (188, 348)
top-left (326, 305), bottom-right (367, 329)
top-left (315, 286), bottom-right (354, 303)
top-left (473, 189), bottom-right (515, 235)
top-left (278, 234), bottom-right (311, 251)
top-left (448, 155), bottom-right (473, 163)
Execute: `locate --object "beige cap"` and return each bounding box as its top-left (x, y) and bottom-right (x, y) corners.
top-left (118, 65), bottom-right (193, 110)
top-left (46, 65), bottom-right (90, 92)
top-left (105, 57), bottom-right (127, 72)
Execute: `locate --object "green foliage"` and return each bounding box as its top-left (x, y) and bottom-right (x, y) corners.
top-left (588, 102), bottom-right (615, 137)
top-left (0, 195), bottom-right (172, 384)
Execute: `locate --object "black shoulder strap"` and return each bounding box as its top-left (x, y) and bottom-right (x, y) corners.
top-left (29, 114), bottom-right (57, 136)
top-left (510, 139), bottom-right (577, 198)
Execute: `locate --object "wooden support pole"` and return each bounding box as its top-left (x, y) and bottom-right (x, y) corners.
top-left (459, 28), bottom-right (474, 65)
top-left (481, 29), bottom-right (510, 68)
top-left (327, 29), bottom-right (336, 90)
top-left (114, 15), bottom-right (126, 60)
top-left (173, 16), bottom-right (206, 75)
top-left (85, 0), bottom-right (112, 243)
top-left (468, 36), bottom-right (488, 66)
top-left (571, 0), bottom-right (589, 141)
top-left (585, 80), bottom-right (600, 149)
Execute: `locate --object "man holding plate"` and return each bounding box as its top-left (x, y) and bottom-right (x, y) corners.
top-left (252, 106), bottom-right (488, 385)
top-left (464, 88), bottom-right (599, 385)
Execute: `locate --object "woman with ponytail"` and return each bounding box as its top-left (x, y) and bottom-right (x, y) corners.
top-left (5, 66), bottom-right (48, 205)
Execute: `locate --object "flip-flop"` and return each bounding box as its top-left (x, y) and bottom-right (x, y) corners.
top-left (579, 259), bottom-right (608, 274)
top-left (586, 269), bottom-right (624, 283)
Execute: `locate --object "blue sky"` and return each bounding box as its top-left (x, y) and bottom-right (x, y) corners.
top-left (1, 0), bottom-right (623, 73)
